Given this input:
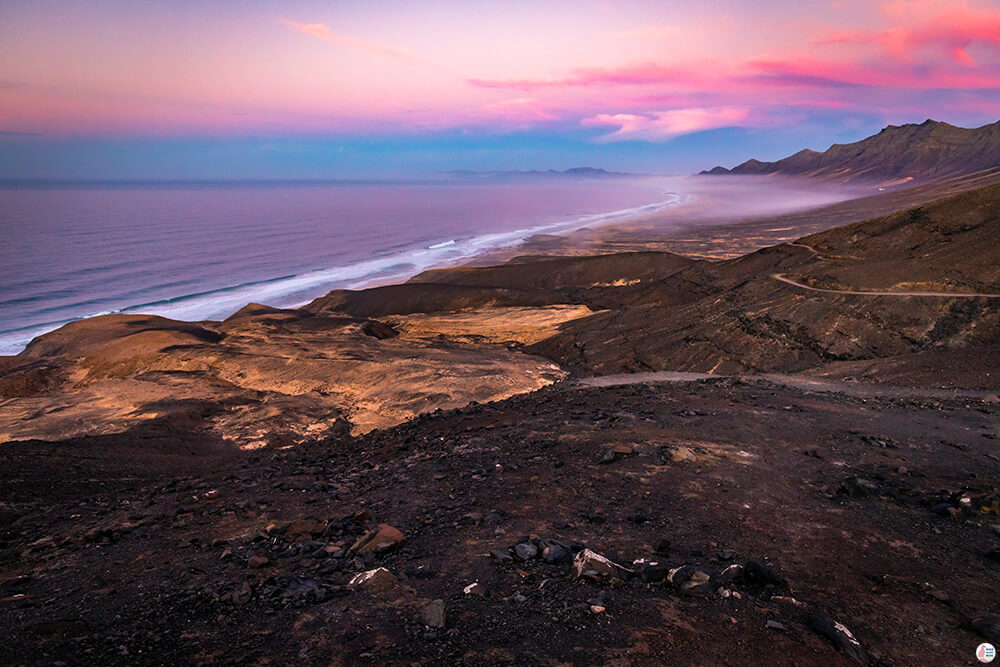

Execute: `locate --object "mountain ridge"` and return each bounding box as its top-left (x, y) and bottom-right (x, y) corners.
top-left (701, 119), bottom-right (1000, 186)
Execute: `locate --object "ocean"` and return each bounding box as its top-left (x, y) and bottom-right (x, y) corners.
top-left (0, 177), bottom-right (681, 355)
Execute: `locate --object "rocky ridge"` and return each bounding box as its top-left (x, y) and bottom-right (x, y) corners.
top-left (702, 119), bottom-right (1000, 187)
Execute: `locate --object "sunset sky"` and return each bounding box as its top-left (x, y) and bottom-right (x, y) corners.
top-left (2, 0), bottom-right (1000, 178)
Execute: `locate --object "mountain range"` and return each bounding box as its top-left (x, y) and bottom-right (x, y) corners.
top-left (702, 119), bottom-right (1000, 186)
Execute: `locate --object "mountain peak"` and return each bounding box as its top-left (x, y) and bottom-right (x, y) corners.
top-left (701, 119), bottom-right (1000, 186)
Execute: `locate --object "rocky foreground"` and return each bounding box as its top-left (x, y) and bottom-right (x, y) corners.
top-left (2, 376), bottom-right (1000, 665)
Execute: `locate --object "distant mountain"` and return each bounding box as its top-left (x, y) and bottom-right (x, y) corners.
top-left (447, 167), bottom-right (636, 180)
top-left (701, 119), bottom-right (1000, 186)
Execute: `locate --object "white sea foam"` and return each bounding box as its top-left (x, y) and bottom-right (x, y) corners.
top-left (0, 192), bottom-right (686, 356)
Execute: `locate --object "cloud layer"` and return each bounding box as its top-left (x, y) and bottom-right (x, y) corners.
top-left (1, 0), bottom-right (999, 145)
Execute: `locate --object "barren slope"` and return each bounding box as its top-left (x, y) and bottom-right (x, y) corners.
top-left (703, 120), bottom-right (1000, 187)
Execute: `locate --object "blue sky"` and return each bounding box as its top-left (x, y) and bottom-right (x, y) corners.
top-left (2, 0), bottom-right (999, 179)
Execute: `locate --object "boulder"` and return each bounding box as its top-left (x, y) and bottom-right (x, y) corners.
top-left (514, 543), bottom-right (538, 561)
top-left (597, 444), bottom-right (634, 464)
top-left (742, 561), bottom-right (787, 589)
top-left (667, 446), bottom-right (697, 463)
top-left (718, 563), bottom-right (744, 584)
top-left (348, 567), bottom-right (397, 592)
top-left (572, 548), bottom-right (632, 580)
top-left (541, 542), bottom-right (571, 564)
top-left (809, 616), bottom-right (870, 665)
top-left (231, 581), bottom-right (253, 605)
top-left (286, 519), bottom-right (327, 537)
top-left (667, 565), bottom-right (695, 585)
top-left (678, 570), bottom-right (714, 597)
top-left (633, 559), bottom-right (670, 583)
top-left (490, 548), bottom-right (514, 563)
top-left (422, 599), bottom-right (446, 628)
top-left (350, 524), bottom-right (405, 554)
top-left (247, 555), bottom-right (270, 569)
top-left (597, 449), bottom-right (618, 464)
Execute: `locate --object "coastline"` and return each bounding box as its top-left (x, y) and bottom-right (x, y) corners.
top-left (0, 187), bottom-right (686, 357)
top-left (5, 169), bottom-right (962, 358)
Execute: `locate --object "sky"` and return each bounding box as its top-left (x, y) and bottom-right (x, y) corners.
top-left (2, 0), bottom-right (1000, 179)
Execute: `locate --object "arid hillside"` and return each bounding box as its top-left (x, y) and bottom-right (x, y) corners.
top-left (3, 182), bottom-right (1000, 447)
top-left (703, 120), bottom-right (1000, 187)
top-left (530, 183), bottom-right (1000, 379)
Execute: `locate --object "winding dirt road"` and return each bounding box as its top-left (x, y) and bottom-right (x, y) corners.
top-left (774, 242), bottom-right (1000, 298)
top-left (575, 370), bottom-right (998, 400)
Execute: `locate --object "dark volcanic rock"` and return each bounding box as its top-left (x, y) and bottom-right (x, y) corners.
top-left (676, 570), bottom-right (715, 597)
top-left (348, 567), bottom-right (397, 591)
top-left (766, 620), bottom-right (790, 632)
top-left (231, 581), bottom-right (253, 605)
top-left (490, 548), bottom-right (514, 563)
top-left (718, 563), bottom-right (744, 584)
top-left (573, 549), bottom-right (632, 580)
top-left (742, 561), bottom-right (787, 589)
top-left (541, 542), bottom-right (571, 564)
top-left (597, 445), bottom-right (633, 464)
top-left (809, 615), bottom-right (871, 665)
top-left (422, 599), bottom-right (446, 628)
top-left (633, 559), bottom-right (670, 583)
top-left (597, 448), bottom-right (619, 464)
top-left (514, 542), bottom-right (539, 561)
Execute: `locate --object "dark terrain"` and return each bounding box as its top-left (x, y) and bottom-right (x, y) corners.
top-left (2, 376), bottom-right (999, 665)
top-left (2, 163), bottom-right (1000, 664)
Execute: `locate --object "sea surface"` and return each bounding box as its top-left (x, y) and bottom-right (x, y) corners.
top-left (0, 177), bottom-right (681, 355)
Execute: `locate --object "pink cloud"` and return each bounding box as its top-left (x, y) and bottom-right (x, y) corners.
top-left (581, 107), bottom-right (750, 142)
top-left (8, 2), bottom-right (1000, 141)
top-left (468, 63), bottom-right (702, 90)
top-left (788, 99), bottom-right (850, 109)
top-left (481, 97), bottom-right (559, 122)
top-left (279, 18), bottom-right (409, 60)
top-left (817, 2), bottom-right (1000, 66)
top-left (748, 56), bottom-right (1000, 90)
